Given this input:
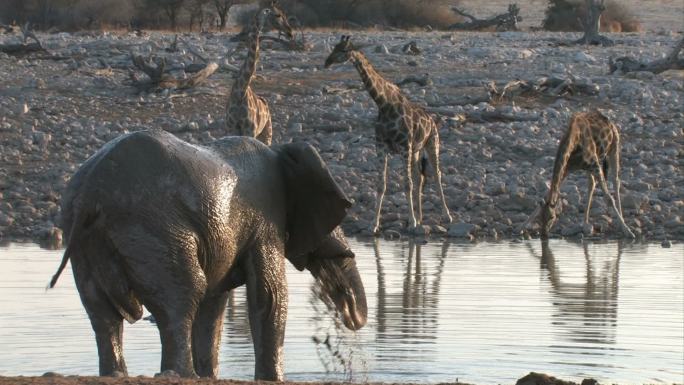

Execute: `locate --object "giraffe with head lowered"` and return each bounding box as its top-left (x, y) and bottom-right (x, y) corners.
top-left (226, 1), bottom-right (292, 145)
top-left (324, 35), bottom-right (452, 234)
top-left (523, 110), bottom-right (635, 239)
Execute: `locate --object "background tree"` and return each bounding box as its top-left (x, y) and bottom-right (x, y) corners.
top-left (144, 0), bottom-right (185, 30)
top-left (186, 0), bottom-right (211, 30)
top-left (214, 0), bottom-right (238, 30)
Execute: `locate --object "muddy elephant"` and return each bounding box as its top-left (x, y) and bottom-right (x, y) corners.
top-left (49, 130), bottom-right (367, 380)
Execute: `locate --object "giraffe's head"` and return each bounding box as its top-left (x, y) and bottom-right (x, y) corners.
top-left (523, 199), bottom-right (559, 240)
top-left (257, 1), bottom-right (293, 39)
top-left (324, 35), bottom-right (356, 68)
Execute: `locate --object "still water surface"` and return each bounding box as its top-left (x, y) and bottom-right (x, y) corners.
top-left (0, 239), bottom-right (682, 384)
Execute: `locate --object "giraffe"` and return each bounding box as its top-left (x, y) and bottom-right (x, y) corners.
top-left (324, 35), bottom-right (452, 234)
top-left (523, 110), bottom-right (635, 239)
top-left (225, 1), bottom-right (292, 146)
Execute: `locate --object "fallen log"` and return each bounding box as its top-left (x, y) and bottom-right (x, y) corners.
top-left (0, 42), bottom-right (44, 55)
top-left (609, 37), bottom-right (684, 74)
top-left (428, 75), bottom-right (599, 108)
top-left (397, 73), bottom-right (432, 87)
top-left (129, 54), bottom-right (218, 92)
top-left (450, 4), bottom-right (521, 31)
top-left (490, 76), bottom-right (600, 99)
top-left (0, 22), bottom-right (46, 55)
top-left (261, 35), bottom-right (311, 51)
top-left (427, 106), bottom-right (540, 124)
top-left (459, 109), bottom-right (540, 123)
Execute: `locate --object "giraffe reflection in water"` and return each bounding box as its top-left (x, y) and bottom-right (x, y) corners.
top-left (373, 238), bottom-right (449, 350)
top-left (529, 240), bottom-right (622, 346)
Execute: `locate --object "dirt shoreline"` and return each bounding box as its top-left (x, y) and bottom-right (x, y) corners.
top-left (0, 371), bottom-right (608, 385)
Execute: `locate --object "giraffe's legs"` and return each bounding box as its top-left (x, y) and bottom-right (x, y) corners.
top-left (608, 138), bottom-right (623, 217)
top-left (405, 145), bottom-right (418, 230)
top-left (257, 115), bottom-right (273, 146)
top-left (410, 152), bottom-right (424, 225)
top-left (373, 152), bottom-right (389, 235)
top-left (584, 173), bottom-right (596, 225)
top-left (426, 134), bottom-right (453, 224)
top-left (591, 152), bottom-right (635, 238)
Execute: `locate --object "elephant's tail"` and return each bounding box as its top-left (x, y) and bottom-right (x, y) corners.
top-left (46, 210), bottom-right (144, 325)
top-left (47, 245), bottom-right (72, 289)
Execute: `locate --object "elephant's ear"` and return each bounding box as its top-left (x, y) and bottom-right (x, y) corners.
top-left (276, 142), bottom-right (352, 264)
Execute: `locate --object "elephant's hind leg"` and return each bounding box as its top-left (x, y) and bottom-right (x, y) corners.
top-left (141, 260), bottom-right (207, 378)
top-left (116, 231), bottom-right (207, 378)
top-left (192, 292), bottom-right (230, 378)
top-left (72, 257), bottom-right (128, 377)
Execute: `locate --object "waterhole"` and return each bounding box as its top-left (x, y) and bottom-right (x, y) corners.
top-left (0, 239), bottom-right (681, 383)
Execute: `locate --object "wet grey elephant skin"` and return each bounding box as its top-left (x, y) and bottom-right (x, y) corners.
top-left (48, 130), bottom-right (368, 380)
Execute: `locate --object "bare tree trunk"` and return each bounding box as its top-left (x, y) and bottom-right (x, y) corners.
top-left (214, 0), bottom-right (232, 31)
top-left (575, 0), bottom-right (614, 46)
top-left (188, 14), bottom-right (195, 31)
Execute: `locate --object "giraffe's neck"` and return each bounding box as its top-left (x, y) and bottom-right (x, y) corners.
top-left (545, 135), bottom-right (573, 208)
top-left (234, 18), bottom-right (262, 95)
top-left (546, 171), bottom-right (563, 208)
top-left (350, 51), bottom-right (397, 109)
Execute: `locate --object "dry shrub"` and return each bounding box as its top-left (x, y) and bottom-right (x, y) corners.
top-left (542, 0), bottom-right (642, 32)
top-left (274, 0), bottom-right (461, 29)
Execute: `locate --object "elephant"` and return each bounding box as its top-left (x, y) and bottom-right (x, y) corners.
top-left (48, 130), bottom-right (367, 381)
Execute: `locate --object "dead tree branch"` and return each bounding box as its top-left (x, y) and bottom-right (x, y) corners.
top-left (177, 36), bottom-right (238, 74)
top-left (129, 54), bottom-right (218, 92)
top-left (21, 23), bottom-right (40, 45)
top-left (178, 36), bottom-right (208, 63)
top-left (609, 37), bottom-right (684, 74)
top-left (450, 3), bottom-right (522, 31)
top-left (451, 7), bottom-right (478, 22)
top-left (402, 41), bottom-right (421, 55)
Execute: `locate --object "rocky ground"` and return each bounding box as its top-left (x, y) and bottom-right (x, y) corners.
top-left (0, 26), bottom-right (683, 244)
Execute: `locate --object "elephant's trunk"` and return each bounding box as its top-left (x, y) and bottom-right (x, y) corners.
top-left (336, 258), bottom-right (367, 330)
top-left (310, 257), bottom-right (368, 331)
top-left (304, 227), bottom-right (367, 331)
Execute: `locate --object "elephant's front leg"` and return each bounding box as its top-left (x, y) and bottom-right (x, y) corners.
top-left (192, 292), bottom-right (230, 378)
top-left (245, 241), bottom-right (288, 381)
